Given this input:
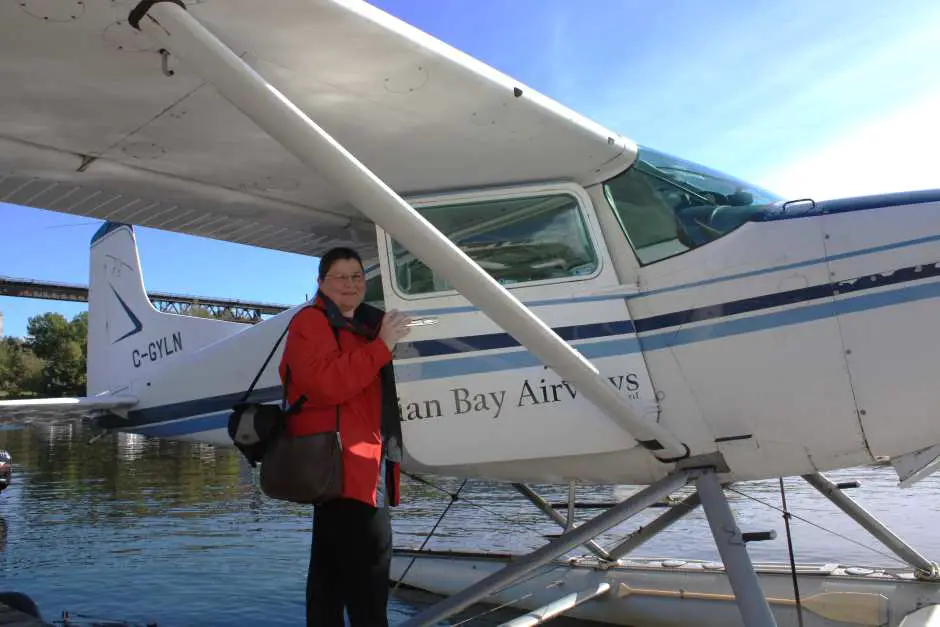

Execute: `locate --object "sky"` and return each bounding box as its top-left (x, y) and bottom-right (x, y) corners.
top-left (1, 0), bottom-right (939, 338)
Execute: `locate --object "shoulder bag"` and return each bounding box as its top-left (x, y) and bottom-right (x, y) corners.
top-left (227, 308), bottom-right (344, 505)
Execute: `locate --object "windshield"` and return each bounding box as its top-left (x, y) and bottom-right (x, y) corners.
top-left (604, 146), bottom-right (785, 265)
top-left (637, 147), bottom-right (784, 207)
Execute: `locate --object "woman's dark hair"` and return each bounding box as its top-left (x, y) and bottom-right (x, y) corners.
top-left (317, 247), bottom-right (364, 281)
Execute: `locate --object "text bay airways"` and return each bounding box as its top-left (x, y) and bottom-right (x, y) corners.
top-left (399, 373), bottom-right (641, 421)
top-left (132, 332), bottom-right (183, 368)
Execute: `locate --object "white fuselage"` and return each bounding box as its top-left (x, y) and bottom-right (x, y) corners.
top-left (90, 188), bottom-right (940, 487)
top-left (5, 0), bottom-right (938, 490)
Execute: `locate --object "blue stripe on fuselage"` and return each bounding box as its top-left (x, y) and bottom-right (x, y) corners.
top-left (125, 385), bottom-right (283, 425)
top-left (397, 274), bottom-right (940, 381)
top-left (403, 259), bottom-right (940, 358)
top-left (405, 230), bottom-right (940, 316)
top-left (124, 258), bottom-right (940, 435)
top-left (133, 410), bottom-right (232, 438)
top-left (758, 189), bottom-right (940, 221)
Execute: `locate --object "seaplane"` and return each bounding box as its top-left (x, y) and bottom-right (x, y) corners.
top-left (2, 1), bottom-right (940, 625)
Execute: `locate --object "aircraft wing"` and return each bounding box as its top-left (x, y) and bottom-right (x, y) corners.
top-left (0, 394), bottom-right (138, 425)
top-left (0, 0), bottom-right (635, 262)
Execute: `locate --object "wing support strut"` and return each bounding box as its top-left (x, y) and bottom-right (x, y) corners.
top-left (128, 0), bottom-right (690, 462)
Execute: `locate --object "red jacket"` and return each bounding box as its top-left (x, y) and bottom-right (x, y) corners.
top-left (278, 299), bottom-right (400, 508)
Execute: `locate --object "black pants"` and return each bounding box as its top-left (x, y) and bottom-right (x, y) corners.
top-left (308, 498), bottom-right (392, 627)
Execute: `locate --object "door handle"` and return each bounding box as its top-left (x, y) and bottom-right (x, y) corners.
top-left (406, 316), bottom-right (439, 327)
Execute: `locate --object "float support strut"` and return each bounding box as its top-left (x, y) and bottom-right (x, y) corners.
top-left (512, 483), bottom-right (612, 561)
top-left (803, 472), bottom-right (940, 579)
top-left (400, 471), bottom-right (690, 627)
top-left (498, 582), bottom-right (611, 627)
top-left (606, 490), bottom-right (701, 561)
top-left (697, 469), bottom-right (778, 627)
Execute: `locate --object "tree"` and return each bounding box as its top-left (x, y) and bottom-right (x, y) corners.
top-left (72, 311), bottom-right (88, 362)
top-left (4, 305), bottom-right (236, 399)
top-left (0, 315), bottom-right (87, 399)
top-left (17, 343), bottom-right (44, 393)
top-left (182, 303), bottom-right (213, 319)
top-left (25, 312), bottom-right (87, 397)
top-left (0, 337), bottom-right (44, 398)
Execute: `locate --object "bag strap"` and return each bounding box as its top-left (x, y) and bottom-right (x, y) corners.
top-left (240, 304), bottom-right (315, 404)
top-left (281, 366), bottom-right (307, 415)
top-left (330, 325), bottom-right (342, 442)
top-left (279, 319), bottom-right (344, 437)
top-left (239, 318), bottom-right (294, 404)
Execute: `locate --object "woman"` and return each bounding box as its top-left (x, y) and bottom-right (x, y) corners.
top-left (278, 246), bottom-right (411, 626)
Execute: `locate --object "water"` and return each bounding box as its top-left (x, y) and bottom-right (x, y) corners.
top-left (1, 420), bottom-right (939, 626)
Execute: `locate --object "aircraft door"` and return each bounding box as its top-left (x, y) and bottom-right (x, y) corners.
top-left (375, 182), bottom-right (658, 469)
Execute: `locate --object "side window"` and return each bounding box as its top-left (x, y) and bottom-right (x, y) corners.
top-left (363, 267), bottom-right (384, 307)
top-left (390, 192), bottom-right (598, 296)
top-left (604, 147), bottom-right (783, 265)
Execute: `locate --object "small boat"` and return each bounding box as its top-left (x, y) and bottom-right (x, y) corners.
top-left (391, 548), bottom-right (940, 627)
top-left (0, 451), bottom-right (11, 493)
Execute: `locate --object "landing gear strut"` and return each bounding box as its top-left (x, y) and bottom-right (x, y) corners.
top-left (401, 468), bottom-right (777, 627)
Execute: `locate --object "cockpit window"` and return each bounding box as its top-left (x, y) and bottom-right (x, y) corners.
top-left (604, 146), bottom-right (785, 265)
top-left (390, 192), bottom-right (598, 296)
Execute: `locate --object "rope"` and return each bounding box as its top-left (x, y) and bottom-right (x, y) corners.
top-left (402, 471), bottom-right (521, 527)
top-left (727, 486), bottom-right (908, 566)
top-left (778, 478), bottom-right (805, 627)
top-left (391, 478), bottom-right (468, 599)
top-left (394, 474), bottom-right (576, 624)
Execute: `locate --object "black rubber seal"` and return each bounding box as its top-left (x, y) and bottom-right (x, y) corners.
top-left (714, 434), bottom-right (753, 443)
top-left (654, 443), bottom-right (691, 464)
top-left (129, 0), bottom-right (187, 30)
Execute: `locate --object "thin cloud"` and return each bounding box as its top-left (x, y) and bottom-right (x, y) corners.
top-left (761, 89), bottom-right (940, 200)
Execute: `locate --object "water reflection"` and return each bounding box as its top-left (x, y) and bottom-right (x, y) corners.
top-left (116, 433), bottom-right (146, 462)
top-left (0, 419), bottom-right (938, 626)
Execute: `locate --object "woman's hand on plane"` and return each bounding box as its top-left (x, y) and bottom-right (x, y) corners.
top-left (380, 309), bottom-right (412, 350)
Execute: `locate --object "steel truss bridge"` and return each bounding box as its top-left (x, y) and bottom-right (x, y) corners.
top-left (0, 276), bottom-right (290, 324)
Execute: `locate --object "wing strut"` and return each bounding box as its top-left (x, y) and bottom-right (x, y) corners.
top-left (128, 0), bottom-right (689, 463)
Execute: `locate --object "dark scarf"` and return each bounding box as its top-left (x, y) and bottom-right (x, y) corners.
top-left (312, 292), bottom-right (403, 464)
